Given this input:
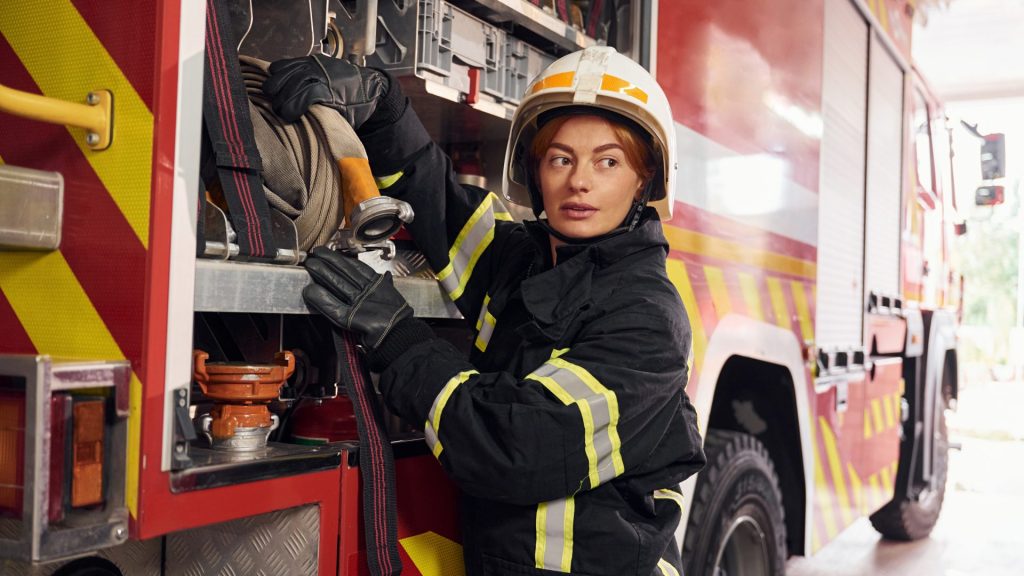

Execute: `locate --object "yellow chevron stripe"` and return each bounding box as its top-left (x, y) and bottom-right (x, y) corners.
top-left (666, 260), bottom-right (706, 371)
top-left (868, 473), bottom-right (880, 509)
top-left (704, 266), bottom-right (731, 317)
top-left (892, 391), bottom-right (902, 425)
top-left (882, 394), bottom-right (895, 430)
top-left (0, 251), bottom-right (140, 515)
top-left (811, 526), bottom-right (821, 554)
top-left (871, 398), bottom-right (885, 434)
top-left (766, 277), bottom-right (791, 329)
top-left (847, 462), bottom-right (863, 515)
top-left (664, 225), bottom-right (815, 280)
top-left (863, 409), bottom-right (873, 439)
top-left (400, 531), bottom-right (466, 576)
top-left (878, 0), bottom-right (890, 32)
top-left (1, 0), bottom-right (153, 247)
top-left (818, 417), bottom-right (853, 526)
top-left (811, 418), bottom-right (838, 538)
top-left (890, 460), bottom-right (898, 480)
top-left (738, 272), bottom-right (765, 321)
top-left (879, 465), bottom-right (893, 495)
top-left (790, 281), bottom-right (814, 342)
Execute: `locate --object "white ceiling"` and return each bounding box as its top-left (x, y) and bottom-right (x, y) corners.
top-left (912, 0), bottom-right (1024, 102)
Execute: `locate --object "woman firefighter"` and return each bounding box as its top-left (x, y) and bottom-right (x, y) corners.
top-left (265, 46), bottom-right (706, 576)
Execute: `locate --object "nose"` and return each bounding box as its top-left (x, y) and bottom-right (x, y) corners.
top-left (570, 163), bottom-right (592, 193)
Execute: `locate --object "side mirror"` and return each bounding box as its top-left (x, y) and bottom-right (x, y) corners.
top-left (981, 133), bottom-right (1006, 180)
top-left (975, 184), bottom-right (1005, 206)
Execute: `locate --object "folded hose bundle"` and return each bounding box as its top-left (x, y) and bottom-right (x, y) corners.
top-left (239, 56), bottom-right (378, 251)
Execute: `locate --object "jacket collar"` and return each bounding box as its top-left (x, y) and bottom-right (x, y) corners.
top-left (518, 209), bottom-right (668, 340)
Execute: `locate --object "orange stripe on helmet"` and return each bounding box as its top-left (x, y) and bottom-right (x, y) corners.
top-left (600, 74), bottom-right (648, 103)
top-left (530, 71), bottom-right (576, 94)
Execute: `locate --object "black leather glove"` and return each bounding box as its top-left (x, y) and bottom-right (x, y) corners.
top-left (303, 246), bottom-right (413, 350)
top-left (264, 54), bottom-right (391, 128)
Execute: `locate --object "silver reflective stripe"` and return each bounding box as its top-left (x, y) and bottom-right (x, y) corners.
top-left (535, 496), bottom-right (575, 572)
top-left (657, 558), bottom-right (680, 576)
top-left (474, 294), bottom-right (497, 352)
top-left (423, 370), bottom-right (478, 458)
top-left (436, 193), bottom-right (512, 301)
top-left (526, 351), bottom-right (624, 488)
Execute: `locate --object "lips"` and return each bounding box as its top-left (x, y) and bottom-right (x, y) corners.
top-left (560, 202), bottom-right (597, 219)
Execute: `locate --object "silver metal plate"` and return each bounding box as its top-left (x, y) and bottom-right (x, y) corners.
top-left (166, 504), bottom-right (320, 576)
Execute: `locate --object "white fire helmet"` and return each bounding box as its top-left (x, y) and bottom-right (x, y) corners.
top-left (502, 46), bottom-right (678, 219)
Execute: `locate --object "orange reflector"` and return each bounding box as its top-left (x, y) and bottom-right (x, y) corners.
top-left (600, 75), bottom-right (648, 103)
top-left (530, 71), bottom-right (576, 94)
top-left (0, 389), bottom-right (26, 516)
top-left (72, 399), bottom-right (104, 508)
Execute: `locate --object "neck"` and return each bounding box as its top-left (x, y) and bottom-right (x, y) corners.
top-left (549, 234), bottom-right (565, 265)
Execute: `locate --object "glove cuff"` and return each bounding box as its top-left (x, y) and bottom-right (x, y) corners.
top-left (365, 316), bottom-right (435, 372)
top-left (359, 70), bottom-right (406, 135)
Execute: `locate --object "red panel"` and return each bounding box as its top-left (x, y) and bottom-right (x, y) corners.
top-left (657, 0), bottom-right (824, 193)
top-left (0, 37), bottom-right (147, 370)
top-left (0, 290), bottom-right (36, 354)
top-left (72, 0), bottom-right (157, 108)
top-left (134, 0), bottom-right (177, 535)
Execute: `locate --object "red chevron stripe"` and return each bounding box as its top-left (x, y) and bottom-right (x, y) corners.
top-left (0, 36), bottom-right (147, 370)
top-left (72, 0), bottom-right (157, 109)
top-left (0, 290), bottom-right (36, 355)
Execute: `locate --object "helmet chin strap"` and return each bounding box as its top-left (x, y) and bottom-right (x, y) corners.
top-left (537, 179), bottom-right (655, 246)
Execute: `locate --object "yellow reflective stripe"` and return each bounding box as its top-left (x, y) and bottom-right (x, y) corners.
top-left (436, 193), bottom-right (511, 301)
top-left (1, 0), bottom-right (153, 247)
top-left (664, 225), bottom-right (816, 280)
top-left (653, 488), bottom-right (685, 512)
top-left (474, 294), bottom-right (497, 352)
top-left (534, 501), bottom-right (548, 569)
top-left (424, 370), bottom-right (478, 458)
top-left (526, 371), bottom-right (599, 485)
top-left (561, 497), bottom-right (574, 572)
top-left (790, 281), bottom-right (814, 341)
top-left (547, 357), bottom-right (624, 478)
top-left (531, 71), bottom-right (575, 94)
top-left (819, 416), bottom-right (853, 526)
top-left (535, 497), bottom-right (574, 571)
top-left (704, 266), bottom-right (731, 317)
top-left (375, 171), bottom-right (404, 190)
top-left (666, 260), bottom-right (706, 372)
top-left (738, 272), bottom-right (764, 321)
top-left (0, 251), bottom-right (141, 515)
top-left (657, 559), bottom-right (680, 576)
top-left (766, 277), bottom-right (791, 329)
top-left (526, 351), bottom-right (624, 488)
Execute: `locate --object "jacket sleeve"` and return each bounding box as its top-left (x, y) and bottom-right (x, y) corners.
top-left (377, 299), bottom-right (704, 506)
top-left (359, 93), bottom-right (514, 322)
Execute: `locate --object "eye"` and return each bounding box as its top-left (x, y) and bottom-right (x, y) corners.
top-left (597, 157), bottom-right (619, 169)
top-left (548, 155), bottom-right (572, 167)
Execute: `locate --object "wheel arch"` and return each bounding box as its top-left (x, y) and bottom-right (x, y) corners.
top-left (683, 314), bottom-right (813, 556)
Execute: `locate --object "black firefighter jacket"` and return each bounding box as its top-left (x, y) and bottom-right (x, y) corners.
top-left (360, 99), bottom-right (706, 576)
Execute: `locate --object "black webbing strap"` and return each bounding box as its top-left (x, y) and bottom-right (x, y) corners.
top-left (202, 0), bottom-right (277, 260)
top-left (333, 330), bottom-right (402, 576)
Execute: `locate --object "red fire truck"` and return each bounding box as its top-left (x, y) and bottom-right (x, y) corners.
top-left (0, 0), bottom-right (964, 574)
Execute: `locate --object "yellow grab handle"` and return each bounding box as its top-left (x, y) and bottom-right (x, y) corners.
top-left (0, 84), bottom-right (112, 150)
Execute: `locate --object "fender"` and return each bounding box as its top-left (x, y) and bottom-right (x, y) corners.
top-left (678, 314), bottom-right (815, 553)
top-left (919, 308), bottom-right (957, 480)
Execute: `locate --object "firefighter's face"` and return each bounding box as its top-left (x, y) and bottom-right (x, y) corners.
top-left (538, 115), bottom-right (645, 241)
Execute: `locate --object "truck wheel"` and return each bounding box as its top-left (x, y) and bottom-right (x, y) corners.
top-left (869, 390), bottom-right (948, 540)
top-left (683, 430), bottom-right (787, 576)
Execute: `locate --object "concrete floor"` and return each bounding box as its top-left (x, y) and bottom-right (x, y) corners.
top-left (787, 380), bottom-right (1024, 576)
